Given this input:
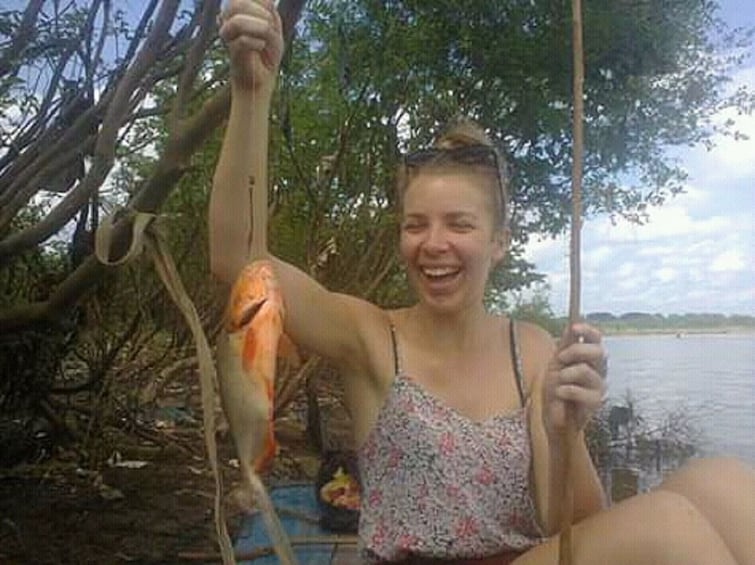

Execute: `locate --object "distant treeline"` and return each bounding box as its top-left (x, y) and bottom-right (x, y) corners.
top-left (580, 312), bottom-right (755, 333)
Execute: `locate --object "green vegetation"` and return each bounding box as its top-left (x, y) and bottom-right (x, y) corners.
top-left (1, 0), bottom-right (752, 460)
top-left (587, 392), bottom-right (702, 498)
top-left (500, 284), bottom-right (755, 336)
top-left (585, 312), bottom-right (755, 334)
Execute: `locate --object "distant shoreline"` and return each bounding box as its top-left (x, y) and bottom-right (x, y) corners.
top-left (601, 327), bottom-right (755, 336)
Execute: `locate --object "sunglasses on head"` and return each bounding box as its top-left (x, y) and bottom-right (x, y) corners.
top-left (403, 144), bottom-right (507, 219)
top-left (403, 144), bottom-right (498, 167)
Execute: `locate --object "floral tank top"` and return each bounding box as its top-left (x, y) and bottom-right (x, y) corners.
top-left (357, 320), bottom-right (545, 563)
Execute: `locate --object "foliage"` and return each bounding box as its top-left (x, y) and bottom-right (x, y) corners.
top-left (502, 281), bottom-right (564, 336)
top-left (267, 0), bottom-right (753, 307)
top-left (587, 391), bottom-right (701, 496)
top-left (0, 0), bottom-right (752, 454)
top-left (2, 0), bottom-right (752, 320)
top-left (0, 0), bottom-right (230, 453)
top-left (586, 311), bottom-right (755, 333)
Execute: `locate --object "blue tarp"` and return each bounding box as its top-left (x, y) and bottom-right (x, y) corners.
top-left (235, 483), bottom-right (350, 565)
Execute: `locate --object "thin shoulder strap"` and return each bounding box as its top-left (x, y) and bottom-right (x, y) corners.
top-left (509, 318), bottom-right (526, 406)
top-left (389, 324), bottom-right (402, 375)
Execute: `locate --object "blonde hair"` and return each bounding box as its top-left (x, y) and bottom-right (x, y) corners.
top-left (397, 118), bottom-right (509, 231)
top-left (435, 119), bottom-right (491, 149)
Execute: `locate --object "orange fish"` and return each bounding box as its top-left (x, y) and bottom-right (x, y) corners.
top-left (216, 259), bottom-right (297, 564)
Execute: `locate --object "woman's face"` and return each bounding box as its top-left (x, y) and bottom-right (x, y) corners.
top-left (399, 169), bottom-right (507, 314)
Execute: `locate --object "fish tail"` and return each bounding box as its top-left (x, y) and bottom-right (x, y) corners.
top-left (246, 470), bottom-right (298, 565)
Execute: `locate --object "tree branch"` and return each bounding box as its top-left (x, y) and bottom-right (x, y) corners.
top-left (0, 0), bottom-right (309, 331)
top-left (170, 0), bottom-right (222, 131)
top-left (0, 0), bottom-right (181, 259)
top-left (0, 86), bottom-right (229, 332)
top-left (0, 0), bottom-right (45, 79)
top-left (278, 0), bottom-right (308, 45)
top-left (0, 51), bottom-right (74, 200)
top-left (0, 89), bottom-right (107, 213)
top-left (0, 0), bottom-right (107, 194)
top-left (117, 0), bottom-right (161, 82)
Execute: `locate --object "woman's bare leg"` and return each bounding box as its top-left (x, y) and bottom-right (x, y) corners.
top-left (512, 490), bottom-right (736, 565)
top-left (658, 457), bottom-right (755, 565)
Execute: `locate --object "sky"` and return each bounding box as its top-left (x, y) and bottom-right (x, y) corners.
top-left (5, 1), bottom-right (752, 316)
top-left (522, 1), bottom-right (755, 316)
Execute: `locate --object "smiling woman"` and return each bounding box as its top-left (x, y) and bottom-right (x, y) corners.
top-left (210, 1), bottom-right (755, 563)
top-left (398, 126), bottom-right (508, 315)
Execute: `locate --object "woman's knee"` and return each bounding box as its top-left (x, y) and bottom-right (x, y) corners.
top-left (679, 456), bottom-right (751, 476)
top-left (643, 490), bottom-right (706, 526)
top-left (592, 491), bottom-right (714, 547)
top-left (619, 491), bottom-right (735, 563)
top-left (653, 460), bottom-right (755, 565)
top-left (659, 456), bottom-right (754, 491)
top-left (516, 492), bottom-right (736, 565)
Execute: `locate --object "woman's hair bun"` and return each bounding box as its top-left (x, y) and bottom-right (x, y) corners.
top-left (434, 118), bottom-right (494, 150)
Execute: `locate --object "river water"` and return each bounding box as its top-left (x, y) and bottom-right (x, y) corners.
top-left (603, 333), bottom-right (755, 465)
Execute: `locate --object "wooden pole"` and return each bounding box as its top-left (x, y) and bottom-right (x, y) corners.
top-left (559, 0), bottom-right (584, 563)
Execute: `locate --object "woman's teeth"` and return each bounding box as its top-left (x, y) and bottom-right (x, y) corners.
top-left (422, 267), bottom-right (460, 279)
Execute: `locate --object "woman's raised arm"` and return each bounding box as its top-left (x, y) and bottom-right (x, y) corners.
top-left (209, 0), bottom-right (382, 370)
top-left (210, 0), bottom-right (283, 282)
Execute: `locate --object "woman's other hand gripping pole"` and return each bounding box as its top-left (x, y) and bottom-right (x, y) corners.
top-left (561, 0), bottom-right (585, 562)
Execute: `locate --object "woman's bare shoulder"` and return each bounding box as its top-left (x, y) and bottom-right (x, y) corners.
top-left (515, 319), bottom-right (558, 349)
top-left (512, 319), bottom-right (557, 388)
top-left (330, 295), bottom-right (398, 378)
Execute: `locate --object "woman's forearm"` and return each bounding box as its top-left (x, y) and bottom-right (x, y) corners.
top-left (544, 434), bottom-right (568, 534)
top-left (209, 86), bottom-right (272, 283)
top-left (544, 431), bottom-right (606, 534)
top-left (572, 436), bottom-right (608, 521)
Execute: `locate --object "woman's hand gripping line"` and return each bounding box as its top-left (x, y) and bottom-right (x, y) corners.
top-left (216, 260), bottom-right (299, 565)
top-left (218, 0), bottom-right (284, 94)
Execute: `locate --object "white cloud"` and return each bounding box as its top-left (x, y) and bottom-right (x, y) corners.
top-left (679, 184), bottom-right (710, 204)
top-left (584, 245), bottom-right (613, 266)
top-left (636, 245), bottom-right (676, 257)
top-left (615, 262), bottom-right (636, 278)
top-left (680, 64), bottom-right (755, 185)
top-left (524, 235), bottom-right (561, 257)
top-left (521, 62), bottom-right (755, 315)
top-left (593, 206), bottom-right (734, 242)
top-left (523, 204), bottom-right (754, 315)
top-left (710, 250), bottom-right (747, 273)
top-left (703, 109), bottom-right (755, 179)
top-left (654, 268), bottom-right (676, 283)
